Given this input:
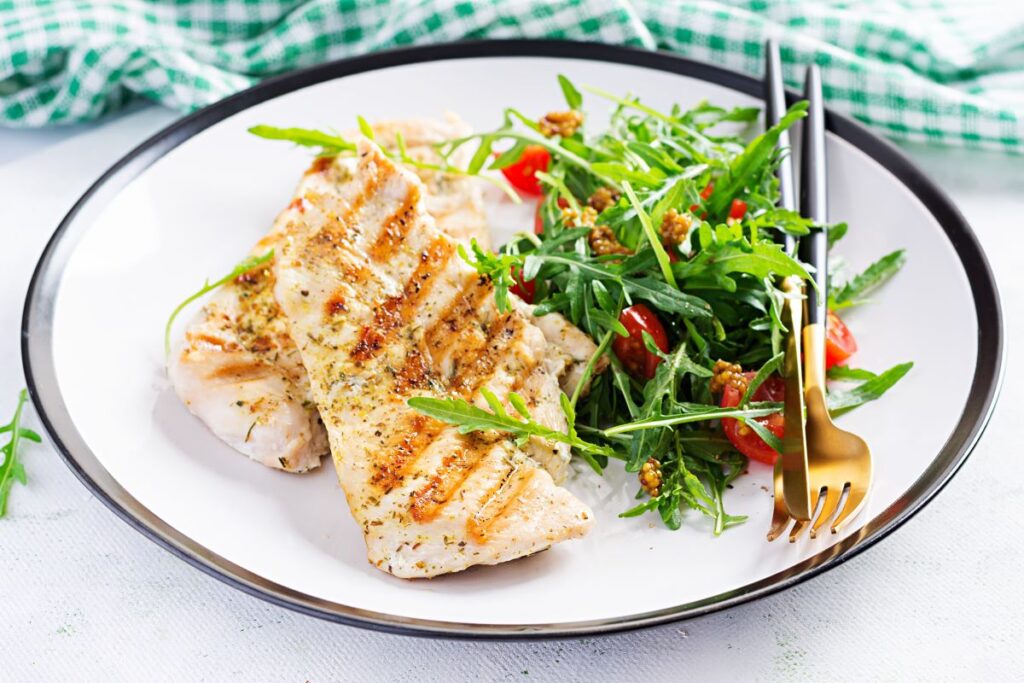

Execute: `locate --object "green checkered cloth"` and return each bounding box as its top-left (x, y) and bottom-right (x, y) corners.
top-left (2, 0), bottom-right (1023, 153)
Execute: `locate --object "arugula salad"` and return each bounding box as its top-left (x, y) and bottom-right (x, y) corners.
top-left (251, 76), bottom-right (911, 535)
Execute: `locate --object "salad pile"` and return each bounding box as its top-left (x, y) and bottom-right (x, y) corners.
top-left (253, 76), bottom-right (911, 534)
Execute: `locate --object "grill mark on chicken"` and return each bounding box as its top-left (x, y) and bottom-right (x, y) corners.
top-left (407, 437), bottom-right (490, 523)
top-left (371, 414), bottom-right (445, 491)
top-left (305, 164), bottom-right (388, 257)
top-left (447, 313), bottom-right (530, 398)
top-left (305, 155), bottom-right (336, 176)
top-left (392, 348), bottom-right (435, 393)
top-left (421, 277), bottom-right (494, 355)
top-left (207, 360), bottom-right (274, 381)
top-left (367, 184), bottom-right (422, 262)
top-left (350, 236), bottom-right (455, 362)
top-left (187, 332), bottom-right (241, 351)
top-left (466, 464), bottom-right (536, 545)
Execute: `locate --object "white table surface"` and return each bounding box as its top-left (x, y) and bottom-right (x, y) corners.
top-left (1, 104), bottom-right (1021, 681)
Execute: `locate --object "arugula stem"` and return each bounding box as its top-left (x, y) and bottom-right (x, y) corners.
top-left (164, 251), bottom-right (274, 357)
top-left (569, 328), bottom-right (616, 410)
top-left (623, 181), bottom-right (677, 289)
top-left (604, 403), bottom-right (782, 435)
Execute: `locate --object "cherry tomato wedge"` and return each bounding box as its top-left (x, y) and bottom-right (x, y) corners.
top-left (720, 372), bottom-right (785, 465)
top-left (612, 304), bottom-right (669, 380)
top-left (728, 198), bottom-right (747, 220)
top-left (509, 266), bottom-right (535, 303)
top-left (825, 310), bottom-right (858, 369)
top-left (499, 145), bottom-right (550, 196)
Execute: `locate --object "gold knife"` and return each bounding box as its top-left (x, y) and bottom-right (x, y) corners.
top-left (779, 275), bottom-right (812, 520)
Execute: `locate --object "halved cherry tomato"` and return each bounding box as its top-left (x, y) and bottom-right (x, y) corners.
top-left (499, 145), bottom-right (550, 196)
top-left (509, 266), bottom-right (535, 303)
top-left (728, 198), bottom-right (747, 220)
top-left (825, 310), bottom-right (858, 369)
top-left (612, 304), bottom-right (669, 380)
top-left (720, 372), bottom-right (785, 465)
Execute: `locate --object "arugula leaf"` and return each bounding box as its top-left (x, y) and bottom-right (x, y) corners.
top-left (827, 366), bottom-right (877, 381)
top-left (827, 222), bottom-right (848, 247)
top-left (407, 389), bottom-right (620, 460)
top-left (248, 125), bottom-right (355, 155)
top-left (0, 390), bottom-right (41, 518)
top-left (164, 251), bottom-right (274, 356)
top-left (707, 101), bottom-right (808, 218)
top-left (558, 74), bottom-right (583, 110)
top-left (828, 362), bottom-right (913, 416)
top-left (829, 249), bottom-right (906, 309)
top-left (622, 181), bottom-right (677, 287)
top-left (739, 352), bottom-right (783, 408)
top-left (622, 277), bottom-right (711, 318)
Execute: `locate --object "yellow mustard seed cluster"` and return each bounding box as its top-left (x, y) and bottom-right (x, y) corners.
top-left (639, 458), bottom-right (663, 497)
top-left (539, 110), bottom-right (584, 138)
top-left (710, 360), bottom-right (748, 395)
top-left (660, 208), bottom-right (693, 249)
top-left (559, 205), bottom-right (598, 228)
top-left (588, 224), bottom-right (632, 257)
top-left (587, 186), bottom-right (621, 213)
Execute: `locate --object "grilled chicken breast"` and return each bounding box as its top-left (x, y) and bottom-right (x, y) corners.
top-left (273, 139), bottom-right (593, 577)
top-left (169, 116), bottom-right (600, 475)
top-left (167, 117), bottom-right (490, 472)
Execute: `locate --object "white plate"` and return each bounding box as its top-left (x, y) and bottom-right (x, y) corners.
top-left (22, 42), bottom-right (1002, 637)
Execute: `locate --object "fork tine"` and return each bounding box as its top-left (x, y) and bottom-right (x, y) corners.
top-left (809, 485), bottom-right (843, 538)
top-left (831, 483), bottom-right (869, 534)
top-left (788, 518), bottom-right (811, 543)
top-left (788, 488), bottom-right (819, 542)
top-left (768, 460), bottom-right (790, 541)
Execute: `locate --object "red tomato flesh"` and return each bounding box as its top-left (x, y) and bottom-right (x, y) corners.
top-left (499, 145), bottom-right (550, 196)
top-left (825, 310), bottom-right (858, 369)
top-left (509, 266), bottom-right (535, 303)
top-left (720, 372), bottom-right (785, 465)
top-left (612, 304), bottom-right (669, 380)
top-left (728, 198), bottom-right (747, 220)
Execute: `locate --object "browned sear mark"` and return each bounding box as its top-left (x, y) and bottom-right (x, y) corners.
top-left (304, 156), bottom-right (335, 176)
top-left (324, 291), bottom-right (348, 316)
top-left (351, 237), bottom-right (454, 362)
top-left (393, 349), bottom-right (434, 393)
top-left (367, 184), bottom-right (422, 262)
top-left (407, 439), bottom-right (489, 523)
top-left (371, 415), bottom-right (444, 491)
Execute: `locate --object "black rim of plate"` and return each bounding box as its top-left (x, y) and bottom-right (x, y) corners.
top-left (21, 40), bottom-right (1004, 639)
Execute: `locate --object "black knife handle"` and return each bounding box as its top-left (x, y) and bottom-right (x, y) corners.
top-left (799, 64), bottom-right (828, 327)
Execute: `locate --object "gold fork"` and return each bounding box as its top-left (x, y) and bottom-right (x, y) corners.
top-left (767, 61), bottom-right (874, 541)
